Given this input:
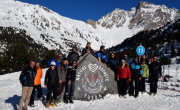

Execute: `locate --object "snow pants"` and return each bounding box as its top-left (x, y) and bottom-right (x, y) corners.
top-left (129, 77), bottom-right (139, 96)
top-left (30, 84), bottom-right (43, 105)
top-left (150, 76), bottom-right (158, 94)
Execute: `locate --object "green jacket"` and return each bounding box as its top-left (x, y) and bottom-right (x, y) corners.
top-left (141, 63), bottom-right (149, 78)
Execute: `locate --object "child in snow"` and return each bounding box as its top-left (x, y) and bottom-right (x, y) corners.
top-left (44, 61), bottom-right (59, 108)
top-left (139, 60), bottom-right (149, 94)
top-left (64, 60), bottom-right (77, 104)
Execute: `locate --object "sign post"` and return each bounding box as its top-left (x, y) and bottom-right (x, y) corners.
top-left (136, 45), bottom-right (145, 62)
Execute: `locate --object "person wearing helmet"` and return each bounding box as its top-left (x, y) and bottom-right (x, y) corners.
top-left (95, 45), bottom-right (108, 66)
top-left (44, 61), bottom-right (59, 108)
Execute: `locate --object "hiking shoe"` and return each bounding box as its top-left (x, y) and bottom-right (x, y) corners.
top-left (150, 92), bottom-right (153, 96)
top-left (153, 93), bottom-right (157, 96)
top-left (30, 104), bottom-right (35, 107)
top-left (50, 100), bottom-right (56, 107)
top-left (55, 100), bottom-right (61, 105)
top-left (129, 93), bottom-right (134, 96)
top-left (134, 94), bottom-right (139, 98)
top-left (46, 101), bottom-right (50, 108)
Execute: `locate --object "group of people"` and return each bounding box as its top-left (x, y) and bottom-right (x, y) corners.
top-left (18, 42), bottom-right (162, 110)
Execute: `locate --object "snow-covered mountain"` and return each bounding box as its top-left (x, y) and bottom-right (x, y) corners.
top-left (0, 0), bottom-right (106, 54)
top-left (87, 1), bottom-right (180, 47)
top-left (0, 0), bottom-right (180, 54)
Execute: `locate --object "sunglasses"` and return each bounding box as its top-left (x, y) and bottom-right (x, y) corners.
top-left (124, 56), bottom-right (127, 57)
top-left (122, 62), bottom-right (125, 63)
top-left (73, 63), bottom-right (77, 64)
top-left (51, 65), bottom-right (55, 66)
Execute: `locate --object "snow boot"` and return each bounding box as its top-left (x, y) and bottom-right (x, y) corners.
top-left (64, 95), bottom-right (69, 104)
top-left (69, 96), bottom-right (74, 104)
top-left (50, 99), bottom-right (56, 107)
top-left (46, 101), bottom-right (50, 108)
top-left (30, 103), bottom-right (35, 107)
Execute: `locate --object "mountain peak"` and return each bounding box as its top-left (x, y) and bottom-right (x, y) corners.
top-left (136, 1), bottom-right (153, 10)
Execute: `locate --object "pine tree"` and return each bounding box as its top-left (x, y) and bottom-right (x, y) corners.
top-left (42, 50), bottom-right (57, 68)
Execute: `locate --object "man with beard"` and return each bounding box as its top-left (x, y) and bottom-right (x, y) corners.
top-left (67, 46), bottom-right (79, 66)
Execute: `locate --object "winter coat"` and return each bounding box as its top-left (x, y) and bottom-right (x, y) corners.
top-left (34, 67), bottom-right (43, 85)
top-left (67, 66), bottom-right (77, 82)
top-left (130, 61), bottom-right (142, 78)
top-left (95, 50), bottom-right (108, 65)
top-left (44, 68), bottom-right (59, 85)
top-left (82, 47), bottom-right (95, 56)
top-left (149, 61), bottom-right (162, 77)
top-left (19, 66), bottom-right (37, 87)
top-left (57, 63), bottom-right (68, 82)
top-left (120, 58), bottom-right (132, 65)
top-left (108, 57), bottom-right (119, 73)
top-left (48, 57), bottom-right (63, 68)
top-left (67, 51), bottom-right (79, 65)
top-left (117, 65), bottom-right (131, 79)
top-left (141, 64), bottom-right (149, 78)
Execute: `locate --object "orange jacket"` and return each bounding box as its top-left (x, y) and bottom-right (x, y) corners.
top-left (34, 67), bottom-right (43, 85)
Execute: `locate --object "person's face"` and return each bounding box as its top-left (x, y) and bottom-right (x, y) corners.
top-left (73, 48), bottom-right (76, 52)
top-left (36, 63), bottom-right (40, 68)
top-left (124, 55), bottom-right (127, 59)
top-left (51, 65), bottom-right (55, 69)
top-left (122, 61), bottom-right (125, 65)
top-left (63, 60), bottom-right (68, 65)
top-left (72, 61), bottom-right (77, 67)
top-left (101, 48), bottom-right (104, 52)
top-left (134, 58), bottom-right (138, 62)
top-left (142, 55), bottom-right (146, 59)
top-left (30, 61), bottom-right (35, 68)
top-left (111, 54), bottom-right (115, 58)
top-left (57, 54), bottom-right (62, 59)
top-left (153, 57), bottom-right (157, 61)
top-left (87, 44), bottom-right (91, 48)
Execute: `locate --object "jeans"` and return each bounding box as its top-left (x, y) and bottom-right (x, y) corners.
top-left (65, 80), bottom-right (75, 96)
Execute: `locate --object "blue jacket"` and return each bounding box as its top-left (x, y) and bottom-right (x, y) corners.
top-left (48, 57), bottom-right (63, 68)
top-left (95, 51), bottom-right (108, 64)
top-left (120, 58), bottom-right (132, 65)
top-left (19, 66), bottom-right (37, 87)
top-left (130, 61), bottom-right (142, 78)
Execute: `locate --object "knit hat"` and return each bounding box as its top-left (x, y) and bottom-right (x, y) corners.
top-left (134, 56), bottom-right (139, 59)
top-left (63, 57), bottom-right (68, 61)
top-left (100, 45), bottom-right (105, 49)
top-left (50, 61), bottom-right (56, 66)
top-left (36, 61), bottom-right (41, 64)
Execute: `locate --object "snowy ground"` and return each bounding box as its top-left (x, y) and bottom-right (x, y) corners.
top-left (1, 64), bottom-right (180, 110)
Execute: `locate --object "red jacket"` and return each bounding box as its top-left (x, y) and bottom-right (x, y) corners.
top-left (117, 65), bottom-right (131, 79)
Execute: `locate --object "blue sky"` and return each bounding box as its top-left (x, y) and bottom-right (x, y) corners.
top-left (19, 0), bottom-right (180, 22)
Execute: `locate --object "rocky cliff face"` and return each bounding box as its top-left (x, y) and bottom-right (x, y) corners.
top-left (89, 1), bottom-right (180, 32)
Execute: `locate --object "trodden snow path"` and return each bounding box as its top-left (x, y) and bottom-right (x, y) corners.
top-left (1, 65), bottom-right (180, 110)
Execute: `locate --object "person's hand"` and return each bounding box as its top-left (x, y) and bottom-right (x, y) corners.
top-left (59, 80), bottom-right (62, 84)
top-left (87, 50), bottom-right (90, 53)
top-left (159, 77), bottom-right (161, 79)
top-left (68, 81), bottom-right (71, 85)
top-left (45, 85), bottom-right (47, 89)
top-left (117, 79), bottom-right (119, 81)
top-left (109, 68), bottom-right (111, 70)
top-left (139, 77), bottom-right (141, 80)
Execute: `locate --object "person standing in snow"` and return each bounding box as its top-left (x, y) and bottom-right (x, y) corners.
top-left (139, 60), bottom-right (149, 94)
top-left (64, 60), bottom-right (77, 104)
top-left (108, 53), bottom-right (120, 93)
top-left (67, 46), bottom-right (79, 66)
top-left (120, 54), bottom-right (132, 66)
top-left (81, 42), bottom-right (95, 56)
top-left (19, 60), bottom-right (37, 110)
top-left (56, 58), bottom-right (68, 103)
top-left (129, 56), bottom-right (142, 98)
top-left (44, 61), bottom-right (59, 108)
top-left (149, 56), bottom-right (162, 96)
top-left (48, 53), bottom-right (63, 68)
top-left (117, 60), bottom-right (131, 98)
top-left (95, 45), bottom-right (108, 66)
top-left (29, 61), bottom-right (43, 107)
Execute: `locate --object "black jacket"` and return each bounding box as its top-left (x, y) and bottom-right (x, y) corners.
top-left (108, 57), bottom-right (119, 73)
top-left (67, 51), bottom-right (79, 65)
top-left (67, 66), bottom-right (77, 82)
top-left (19, 66), bottom-right (37, 87)
top-left (44, 68), bottom-right (59, 85)
top-left (149, 61), bottom-right (162, 77)
top-left (82, 47), bottom-right (95, 56)
top-left (130, 61), bottom-right (143, 78)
